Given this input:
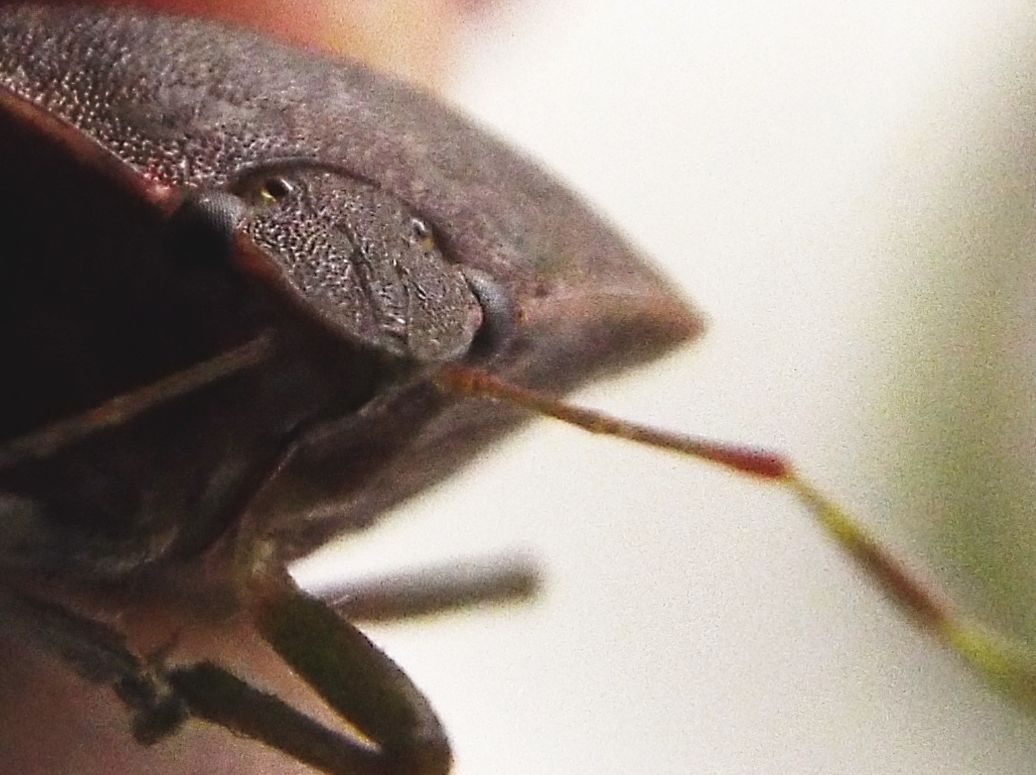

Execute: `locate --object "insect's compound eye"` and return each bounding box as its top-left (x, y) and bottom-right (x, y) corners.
top-left (257, 176), bottom-right (295, 203)
top-left (461, 267), bottom-right (517, 361)
top-left (410, 217), bottom-right (437, 253)
top-left (166, 190), bottom-right (249, 264)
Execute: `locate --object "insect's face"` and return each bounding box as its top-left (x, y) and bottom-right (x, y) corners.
top-left (225, 164), bottom-right (483, 364)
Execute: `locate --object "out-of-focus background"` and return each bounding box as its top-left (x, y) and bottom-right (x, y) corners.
top-left (302, 1), bottom-right (1036, 773)
top-left (21, 0), bottom-right (1036, 771)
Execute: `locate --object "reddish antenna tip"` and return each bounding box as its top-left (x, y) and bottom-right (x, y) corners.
top-left (703, 446), bottom-right (789, 479)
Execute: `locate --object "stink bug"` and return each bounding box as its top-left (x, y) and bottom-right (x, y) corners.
top-left (0, 6), bottom-right (696, 773)
top-left (0, 4), bottom-right (1034, 775)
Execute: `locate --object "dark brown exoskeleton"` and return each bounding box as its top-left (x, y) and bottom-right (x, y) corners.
top-left (0, 6), bottom-right (701, 773)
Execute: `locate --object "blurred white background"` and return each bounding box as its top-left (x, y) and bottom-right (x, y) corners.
top-left (297, 2), bottom-right (1036, 772)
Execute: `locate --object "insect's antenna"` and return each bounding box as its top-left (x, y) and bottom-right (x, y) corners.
top-left (437, 364), bottom-right (1036, 709)
top-left (0, 333), bottom-right (275, 469)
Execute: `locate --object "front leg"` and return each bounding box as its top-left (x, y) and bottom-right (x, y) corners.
top-left (2, 574), bottom-right (452, 775)
top-left (245, 568), bottom-right (452, 775)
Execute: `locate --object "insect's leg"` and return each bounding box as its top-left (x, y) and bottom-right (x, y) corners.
top-left (313, 556), bottom-right (539, 623)
top-left (165, 662), bottom-right (386, 775)
top-left (3, 587), bottom-right (441, 774)
top-left (438, 365), bottom-right (1036, 710)
top-left (0, 592), bottom-right (187, 743)
top-left (0, 333), bottom-right (273, 469)
top-left (249, 568), bottom-right (452, 775)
